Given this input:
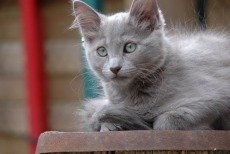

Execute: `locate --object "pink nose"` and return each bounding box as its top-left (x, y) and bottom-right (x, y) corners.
top-left (110, 66), bottom-right (121, 74)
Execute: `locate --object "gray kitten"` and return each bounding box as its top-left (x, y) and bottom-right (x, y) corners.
top-left (72, 0), bottom-right (230, 131)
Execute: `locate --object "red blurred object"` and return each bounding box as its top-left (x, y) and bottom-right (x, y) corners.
top-left (19, 0), bottom-right (47, 153)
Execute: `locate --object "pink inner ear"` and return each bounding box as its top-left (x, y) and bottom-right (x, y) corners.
top-left (129, 0), bottom-right (159, 31)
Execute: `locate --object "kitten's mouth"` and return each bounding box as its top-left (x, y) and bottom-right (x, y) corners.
top-left (110, 75), bottom-right (133, 85)
top-left (111, 75), bottom-right (129, 81)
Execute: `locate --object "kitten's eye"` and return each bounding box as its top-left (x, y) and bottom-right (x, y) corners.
top-left (124, 43), bottom-right (137, 53)
top-left (97, 47), bottom-right (107, 57)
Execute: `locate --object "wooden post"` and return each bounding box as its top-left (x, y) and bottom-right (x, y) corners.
top-left (36, 131), bottom-right (230, 154)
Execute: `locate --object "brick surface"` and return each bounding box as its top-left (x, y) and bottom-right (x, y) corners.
top-left (158, 0), bottom-right (196, 28)
top-left (0, 1), bottom-right (21, 40)
top-left (49, 102), bottom-right (83, 132)
top-left (0, 42), bottom-right (24, 75)
top-left (45, 39), bottom-right (82, 76)
top-left (0, 40), bottom-right (82, 75)
top-left (0, 133), bottom-right (28, 154)
top-left (0, 101), bottom-right (28, 135)
top-left (0, 100), bottom-right (83, 136)
top-left (48, 76), bottom-right (82, 101)
top-left (41, 0), bottom-right (77, 40)
top-left (0, 76), bottom-right (26, 101)
top-left (207, 0), bottom-right (230, 30)
top-left (103, 0), bottom-right (125, 12)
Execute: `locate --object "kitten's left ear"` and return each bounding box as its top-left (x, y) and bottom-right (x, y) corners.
top-left (129, 0), bottom-right (161, 31)
top-left (72, 0), bottom-right (101, 41)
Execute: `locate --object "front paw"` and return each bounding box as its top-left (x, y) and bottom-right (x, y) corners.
top-left (89, 112), bottom-right (122, 131)
top-left (100, 123), bottom-right (122, 132)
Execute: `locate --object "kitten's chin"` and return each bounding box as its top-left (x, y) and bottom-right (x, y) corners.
top-left (110, 76), bottom-right (134, 86)
top-left (102, 73), bottom-right (136, 86)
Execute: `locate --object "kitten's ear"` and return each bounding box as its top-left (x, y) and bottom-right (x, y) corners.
top-left (72, 0), bottom-right (101, 41)
top-left (129, 0), bottom-right (160, 31)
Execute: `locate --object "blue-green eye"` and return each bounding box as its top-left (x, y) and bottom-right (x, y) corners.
top-left (97, 47), bottom-right (107, 57)
top-left (124, 43), bottom-right (137, 53)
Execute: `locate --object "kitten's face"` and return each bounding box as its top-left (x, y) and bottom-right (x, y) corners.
top-left (73, 0), bottom-right (166, 85)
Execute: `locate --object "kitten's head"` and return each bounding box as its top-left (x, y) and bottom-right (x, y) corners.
top-left (73, 0), bottom-right (167, 85)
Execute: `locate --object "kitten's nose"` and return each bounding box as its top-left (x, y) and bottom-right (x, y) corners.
top-left (110, 66), bottom-right (121, 74)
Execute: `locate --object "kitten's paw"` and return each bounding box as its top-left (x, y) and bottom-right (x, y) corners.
top-left (79, 99), bottom-right (110, 131)
top-left (100, 123), bottom-right (121, 132)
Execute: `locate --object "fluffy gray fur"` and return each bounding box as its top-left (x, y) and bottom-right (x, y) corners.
top-left (72, 0), bottom-right (230, 131)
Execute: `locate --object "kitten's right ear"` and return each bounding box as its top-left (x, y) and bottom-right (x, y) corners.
top-left (72, 0), bottom-right (101, 41)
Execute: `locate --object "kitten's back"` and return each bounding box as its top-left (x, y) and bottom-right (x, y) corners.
top-left (168, 31), bottom-right (230, 80)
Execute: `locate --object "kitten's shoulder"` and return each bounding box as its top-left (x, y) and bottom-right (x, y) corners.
top-left (164, 29), bottom-right (230, 81)
top-left (167, 29), bottom-right (230, 61)
top-left (168, 29), bottom-right (230, 50)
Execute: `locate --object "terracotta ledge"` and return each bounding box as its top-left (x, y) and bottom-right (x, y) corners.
top-left (36, 130), bottom-right (230, 154)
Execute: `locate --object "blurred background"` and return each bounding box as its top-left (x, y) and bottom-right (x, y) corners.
top-left (0, 0), bottom-right (229, 153)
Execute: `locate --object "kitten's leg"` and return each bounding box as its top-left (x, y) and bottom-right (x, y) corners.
top-left (98, 105), bottom-right (152, 130)
top-left (78, 98), bottom-right (110, 131)
top-left (100, 123), bottom-right (122, 132)
top-left (79, 99), bottom-right (125, 131)
top-left (80, 99), bottom-right (151, 131)
top-left (221, 113), bottom-right (230, 130)
top-left (153, 110), bottom-right (213, 130)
